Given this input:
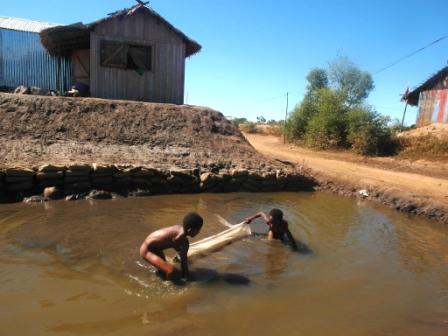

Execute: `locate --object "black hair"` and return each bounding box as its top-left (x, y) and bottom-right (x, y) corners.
top-left (183, 212), bottom-right (203, 232)
top-left (269, 208), bottom-right (283, 221)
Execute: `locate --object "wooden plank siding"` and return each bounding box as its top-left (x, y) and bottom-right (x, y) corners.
top-left (90, 12), bottom-right (186, 104)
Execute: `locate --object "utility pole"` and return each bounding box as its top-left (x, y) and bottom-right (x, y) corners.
top-left (283, 92), bottom-right (289, 144)
top-left (401, 102), bottom-right (408, 131)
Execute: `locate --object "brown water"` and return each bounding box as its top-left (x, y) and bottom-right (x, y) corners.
top-left (0, 192), bottom-right (447, 336)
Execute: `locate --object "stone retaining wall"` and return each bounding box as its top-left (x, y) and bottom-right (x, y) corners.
top-left (0, 164), bottom-right (316, 203)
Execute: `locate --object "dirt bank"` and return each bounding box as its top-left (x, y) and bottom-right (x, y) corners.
top-left (0, 94), bottom-right (317, 202)
top-left (245, 133), bottom-right (448, 224)
top-left (0, 93), bottom-right (285, 170)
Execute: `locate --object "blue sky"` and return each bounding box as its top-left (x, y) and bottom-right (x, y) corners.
top-left (4, 0), bottom-right (448, 124)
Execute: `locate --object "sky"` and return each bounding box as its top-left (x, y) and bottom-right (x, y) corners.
top-left (3, 0), bottom-right (448, 125)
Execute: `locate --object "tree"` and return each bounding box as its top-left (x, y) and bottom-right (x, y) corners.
top-left (305, 88), bottom-right (348, 148)
top-left (256, 116), bottom-right (266, 123)
top-left (231, 117), bottom-right (248, 127)
top-left (306, 68), bottom-right (328, 92)
top-left (328, 56), bottom-right (374, 107)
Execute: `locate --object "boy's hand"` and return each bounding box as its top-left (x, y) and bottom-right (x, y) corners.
top-left (244, 217), bottom-right (252, 224)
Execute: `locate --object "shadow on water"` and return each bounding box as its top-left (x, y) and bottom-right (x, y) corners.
top-left (252, 232), bottom-right (313, 255)
top-left (164, 267), bottom-right (251, 287)
top-left (295, 239), bottom-right (313, 255)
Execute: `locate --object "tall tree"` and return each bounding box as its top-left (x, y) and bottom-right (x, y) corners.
top-left (306, 68), bottom-right (328, 93)
top-left (328, 57), bottom-right (374, 106)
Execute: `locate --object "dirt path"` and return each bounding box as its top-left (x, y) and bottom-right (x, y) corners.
top-left (245, 134), bottom-right (448, 207)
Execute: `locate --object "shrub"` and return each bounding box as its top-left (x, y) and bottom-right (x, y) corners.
top-left (231, 117), bottom-right (248, 127)
top-left (346, 107), bottom-right (393, 155)
top-left (305, 89), bottom-right (347, 149)
top-left (239, 122), bottom-right (257, 133)
top-left (288, 94), bottom-right (317, 139)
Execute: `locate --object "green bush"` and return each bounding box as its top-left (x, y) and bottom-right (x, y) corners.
top-left (305, 89), bottom-right (347, 149)
top-left (286, 57), bottom-right (396, 156)
top-left (346, 107), bottom-right (393, 155)
top-left (288, 94), bottom-right (317, 139)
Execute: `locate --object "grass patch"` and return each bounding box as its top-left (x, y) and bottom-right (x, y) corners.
top-left (397, 135), bottom-right (448, 161)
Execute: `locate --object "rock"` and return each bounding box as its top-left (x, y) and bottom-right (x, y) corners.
top-left (24, 195), bottom-right (46, 203)
top-left (5, 175), bottom-right (33, 184)
top-left (5, 168), bottom-right (35, 177)
top-left (230, 169), bottom-right (248, 177)
top-left (65, 194), bottom-right (86, 201)
top-left (170, 169), bottom-right (196, 180)
top-left (200, 172), bottom-right (214, 183)
top-left (132, 178), bottom-right (152, 188)
top-left (113, 170), bottom-right (132, 179)
top-left (64, 181), bottom-right (91, 192)
top-left (64, 175), bottom-right (90, 183)
top-left (128, 189), bottom-right (151, 197)
top-left (359, 189), bottom-right (369, 197)
top-left (38, 179), bottom-right (64, 188)
top-left (66, 164), bottom-right (92, 176)
top-left (14, 85), bottom-right (29, 95)
top-left (38, 164), bottom-right (66, 173)
top-left (248, 171), bottom-right (262, 180)
top-left (43, 186), bottom-right (62, 200)
top-left (5, 180), bottom-right (34, 192)
top-left (36, 171), bottom-right (64, 180)
top-left (92, 164), bottom-right (118, 176)
top-left (130, 167), bottom-right (158, 178)
top-left (30, 86), bottom-right (46, 95)
top-left (218, 172), bottom-right (231, 180)
top-left (91, 176), bottom-right (113, 186)
top-left (87, 190), bottom-right (113, 200)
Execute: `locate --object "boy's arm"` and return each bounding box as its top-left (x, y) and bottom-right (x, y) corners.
top-left (244, 212), bottom-right (269, 224)
top-left (285, 228), bottom-right (298, 251)
top-left (179, 241), bottom-right (190, 279)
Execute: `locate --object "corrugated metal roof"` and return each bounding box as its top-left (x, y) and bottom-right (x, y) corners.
top-left (0, 16), bottom-right (58, 33)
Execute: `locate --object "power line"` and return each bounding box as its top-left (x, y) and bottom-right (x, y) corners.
top-left (373, 34), bottom-right (448, 75)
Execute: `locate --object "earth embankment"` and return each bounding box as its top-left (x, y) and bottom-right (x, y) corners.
top-left (0, 94), bottom-right (315, 201)
top-left (0, 93), bottom-right (280, 170)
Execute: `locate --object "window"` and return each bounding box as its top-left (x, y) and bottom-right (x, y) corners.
top-left (100, 40), bottom-right (152, 73)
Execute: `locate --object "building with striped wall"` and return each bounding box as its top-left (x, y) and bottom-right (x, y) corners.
top-left (405, 66), bottom-right (448, 127)
top-left (0, 17), bottom-right (72, 92)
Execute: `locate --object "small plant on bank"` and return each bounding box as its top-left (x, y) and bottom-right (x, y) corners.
top-left (239, 122), bottom-right (257, 133)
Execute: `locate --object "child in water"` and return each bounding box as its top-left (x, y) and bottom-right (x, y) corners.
top-left (139, 212), bottom-right (203, 281)
top-left (245, 208), bottom-right (298, 251)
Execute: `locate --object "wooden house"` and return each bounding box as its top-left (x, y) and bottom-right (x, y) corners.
top-left (40, 2), bottom-right (201, 104)
top-left (404, 66), bottom-right (448, 126)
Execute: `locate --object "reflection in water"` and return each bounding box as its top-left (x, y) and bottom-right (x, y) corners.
top-left (0, 192), bottom-right (447, 336)
top-left (264, 241), bottom-right (288, 279)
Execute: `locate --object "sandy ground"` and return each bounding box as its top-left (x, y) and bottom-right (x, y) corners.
top-left (245, 133), bottom-right (448, 207)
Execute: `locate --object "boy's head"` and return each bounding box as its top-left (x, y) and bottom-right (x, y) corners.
top-left (183, 212), bottom-right (203, 237)
top-left (269, 208), bottom-right (283, 223)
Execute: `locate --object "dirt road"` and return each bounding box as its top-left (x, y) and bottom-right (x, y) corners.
top-left (245, 134), bottom-right (448, 207)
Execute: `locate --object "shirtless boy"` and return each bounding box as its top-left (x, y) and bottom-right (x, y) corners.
top-left (139, 212), bottom-right (203, 280)
top-left (245, 208), bottom-right (298, 251)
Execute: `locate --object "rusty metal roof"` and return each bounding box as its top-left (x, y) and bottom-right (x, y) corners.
top-left (405, 66), bottom-right (448, 106)
top-left (0, 16), bottom-right (58, 33)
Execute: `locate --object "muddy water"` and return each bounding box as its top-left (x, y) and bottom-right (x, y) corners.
top-left (0, 192), bottom-right (447, 336)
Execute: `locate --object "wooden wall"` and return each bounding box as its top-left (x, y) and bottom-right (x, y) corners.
top-left (90, 12), bottom-right (186, 104)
